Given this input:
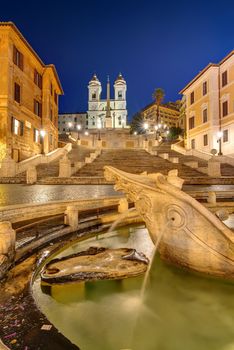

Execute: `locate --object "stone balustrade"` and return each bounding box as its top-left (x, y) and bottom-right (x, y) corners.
top-left (0, 196), bottom-right (124, 223)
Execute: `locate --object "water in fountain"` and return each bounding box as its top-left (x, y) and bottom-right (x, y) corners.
top-left (140, 218), bottom-right (173, 300)
top-left (107, 207), bottom-right (137, 234)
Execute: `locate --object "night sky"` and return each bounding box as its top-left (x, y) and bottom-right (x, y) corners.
top-left (1, 0), bottom-right (234, 121)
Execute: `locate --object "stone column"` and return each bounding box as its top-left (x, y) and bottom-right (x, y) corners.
top-left (59, 155), bottom-right (71, 177)
top-left (26, 166), bottom-right (37, 184)
top-left (64, 206), bottom-right (79, 230)
top-left (208, 158), bottom-right (221, 177)
top-left (118, 198), bottom-right (129, 213)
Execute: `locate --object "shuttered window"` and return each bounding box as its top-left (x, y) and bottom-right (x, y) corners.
top-left (14, 83), bottom-right (21, 103)
top-left (34, 99), bottom-right (42, 117)
top-left (34, 128), bottom-right (40, 143)
top-left (223, 129), bottom-right (229, 142)
top-left (222, 101), bottom-right (228, 117)
top-left (203, 134), bottom-right (208, 146)
top-left (202, 108), bottom-right (208, 123)
top-left (11, 117), bottom-right (24, 136)
top-left (222, 71), bottom-right (228, 87)
top-left (13, 45), bottom-right (24, 70)
top-left (190, 91), bottom-right (194, 105)
top-left (189, 116), bottom-right (195, 129)
top-left (34, 69), bottom-right (42, 89)
top-left (54, 91), bottom-right (58, 105)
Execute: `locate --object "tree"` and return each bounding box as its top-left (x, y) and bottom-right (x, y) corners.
top-left (152, 88), bottom-right (165, 124)
top-left (167, 126), bottom-right (183, 140)
top-left (130, 112), bottom-right (145, 134)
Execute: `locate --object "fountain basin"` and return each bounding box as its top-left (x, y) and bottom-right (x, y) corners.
top-left (41, 246), bottom-right (149, 284)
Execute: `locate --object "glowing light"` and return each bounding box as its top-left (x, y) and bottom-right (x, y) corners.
top-left (40, 130), bottom-right (46, 137)
top-left (217, 131), bottom-right (223, 138)
top-left (134, 131), bottom-right (137, 135)
top-left (77, 124), bottom-right (81, 131)
top-left (154, 125), bottom-right (158, 130)
top-left (84, 131), bottom-right (89, 136)
top-left (68, 122), bottom-right (73, 128)
top-left (143, 123), bottom-right (148, 130)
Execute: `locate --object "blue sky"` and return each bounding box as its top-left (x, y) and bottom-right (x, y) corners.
top-left (1, 0), bottom-right (234, 121)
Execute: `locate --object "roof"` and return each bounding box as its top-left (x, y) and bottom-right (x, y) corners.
top-left (0, 22), bottom-right (63, 94)
top-left (142, 101), bottom-right (180, 113)
top-left (180, 50), bottom-right (234, 94)
top-left (59, 112), bottom-right (87, 115)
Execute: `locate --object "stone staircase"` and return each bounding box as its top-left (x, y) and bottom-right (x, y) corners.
top-left (155, 141), bottom-right (234, 177)
top-left (73, 148), bottom-right (208, 179)
top-left (36, 145), bottom-right (92, 180)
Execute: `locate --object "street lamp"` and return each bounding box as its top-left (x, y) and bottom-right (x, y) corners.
top-left (97, 124), bottom-right (101, 141)
top-left (84, 131), bottom-right (89, 136)
top-left (68, 122), bottom-right (73, 135)
top-left (154, 125), bottom-right (158, 140)
top-left (40, 129), bottom-right (46, 155)
top-left (143, 122), bottom-right (148, 141)
top-left (76, 124), bottom-right (81, 140)
top-left (217, 131), bottom-right (223, 155)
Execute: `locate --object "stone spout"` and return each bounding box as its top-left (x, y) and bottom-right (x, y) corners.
top-left (104, 166), bottom-right (234, 279)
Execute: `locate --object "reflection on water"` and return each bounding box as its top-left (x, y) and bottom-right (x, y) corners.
top-left (0, 184), bottom-right (120, 206)
top-left (33, 225), bottom-right (234, 350)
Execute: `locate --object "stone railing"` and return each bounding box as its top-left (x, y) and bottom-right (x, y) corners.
top-left (0, 144), bottom-right (72, 178)
top-left (0, 196), bottom-right (124, 223)
top-left (171, 140), bottom-right (212, 160)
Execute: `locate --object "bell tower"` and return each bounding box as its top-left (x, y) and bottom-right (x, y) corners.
top-left (114, 73), bottom-right (127, 128)
top-left (87, 74), bottom-right (102, 129)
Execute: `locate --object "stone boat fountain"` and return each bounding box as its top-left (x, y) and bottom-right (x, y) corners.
top-left (104, 166), bottom-right (234, 279)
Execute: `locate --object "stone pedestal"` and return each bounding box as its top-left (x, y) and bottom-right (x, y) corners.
top-left (59, 156), bottom-right (71, 177)
top-left (0, 157), bottom-right (16, 177)
top-left (118, 198), bottom-right (129, 213)
top-left (153, 140), bottom-right (159, 147)
top-left (26, 166), bottom-right (37, 184)
top-left (207, 191), bottom-right (216, 204)
top-left (143, 140), bottom-right (149, 150)
top-left (97, 140), bottom-right (102, 149)
top-left (0, 222), bottom-right (16, 279)
top-left (64, 206), bottom-right (79, 230)
top-left (208, 158), bottom-right (221, 177)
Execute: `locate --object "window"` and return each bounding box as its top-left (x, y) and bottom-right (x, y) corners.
top-left (203, 134), bottom-right (208, 146)
top-left (14, 83), bottom-right (21, 103)
top-left (11, 117), bottom-right (23, 136)
top-left (49, 134), bottom-right (53, 145)
top-left (118, 91), bottom-right (123, 99)
top-left (202, 108), bottom-right (208, 123)
top-left (222, 71), bottom-right (228, 87)
top-left (86, 120), bottom-right (88, 125)
top-left (13, 45), bottom-right (24, 70)
top-left (50, 109), bottom-right (53, 121)
top-left (203, 81), bottom-right (207, 95)
top-left (54, 92), bottom-right (58, 105)
top-left (92, 93), bottom-right (96, 99)
top-left (189, 116), bottom-right (195, 129)
top-left (34, 70), bottom-right (42, 89)
top-left (50, 83), bottom-right (53, 96)
top-left (34, 129), bottom-right (40, 143)
top-left (223, 129), bottom-right (229, 142)
top-left (34, 99), bottom-right (42, 117)
top-left (74, 117), bottom-right (77, 122)
top-left (222, 101), bottom-right (228, 117)
top-left (92, 121), bottom-right (95, 126)
top-left (191, 139), bottom-right (195, 149)
top-left (190, 91), bottom-right (194, 105)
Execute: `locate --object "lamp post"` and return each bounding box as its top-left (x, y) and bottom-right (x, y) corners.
top-left (97, 124), bottom-right (101, 141)
top-left (68, 122), bottom-right (73, 135)
top-left (40, 129), bottom-right (46, 155)
top-left (76, 124), bottom-right (81, 140)
top-left (154, 125), bottom-right (158, 140)
top-left (143, 122), bottom-right (148, 141)
top-left (217, 131), bottom-right (223, 156)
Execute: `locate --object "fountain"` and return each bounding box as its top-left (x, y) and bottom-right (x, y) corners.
top-left (104, 166), bottom-right (234, 279)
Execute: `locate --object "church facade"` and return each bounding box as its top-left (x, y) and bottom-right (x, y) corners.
top-left (87, 73), bottom-right (127, 129)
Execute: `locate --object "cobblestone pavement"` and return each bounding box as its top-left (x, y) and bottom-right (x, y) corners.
top-left (0, 184), bottom-right (119, 207)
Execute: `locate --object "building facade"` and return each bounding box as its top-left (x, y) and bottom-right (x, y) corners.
top-left (180, 51), bottom-right (234, 155)
top-left (0, 22), bottom-right (63, 162)
top-left (58, 113), bottom-right (87, 134)
top-left (142, 102), bottom-right (180, 131)
top-left (87, 73), bottom-right (127, 129)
